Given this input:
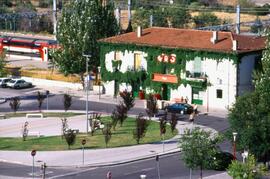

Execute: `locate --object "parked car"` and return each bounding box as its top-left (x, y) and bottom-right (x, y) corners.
top-left (6, 79), bottom-right (32, 89)
top-left (164, 103), bottom-right (194, 114)
top-left (207, 151), bottom-right (234, 171)
top-left (0, 78), bottom-right (12, 88)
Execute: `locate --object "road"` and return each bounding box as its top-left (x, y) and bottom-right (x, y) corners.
top-left (0, 87), bottom-right (143, 115)
top-left (0, 153), bottom-right (226, 179)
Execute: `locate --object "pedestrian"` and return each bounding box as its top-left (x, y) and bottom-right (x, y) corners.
top-left (194, 104), bottom-right (198, 115)
top-left (189, 111), bottom-right (195, 123)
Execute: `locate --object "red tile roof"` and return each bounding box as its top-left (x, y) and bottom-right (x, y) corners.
top-left (99, 27), bottom-right (266, 54)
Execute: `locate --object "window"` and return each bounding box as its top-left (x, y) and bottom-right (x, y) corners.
top-left (114, 51), bottom-right (121, 61)
top-left (134, 53), bottom-right (142, 70)
top-left (216, 89), bottom-right (223, 99)
top-left (193, 57), bottom-right (202, 74)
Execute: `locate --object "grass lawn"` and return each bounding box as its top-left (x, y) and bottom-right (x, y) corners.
top-left (4, 112), bottom-right (83, 118)
top-left (0, 117), bottom-right (177, 151)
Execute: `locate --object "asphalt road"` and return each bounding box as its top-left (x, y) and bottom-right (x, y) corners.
top-left (0, 87), bottom-right (143, 115)
top-left (0, 153), bottom-right (225, 179)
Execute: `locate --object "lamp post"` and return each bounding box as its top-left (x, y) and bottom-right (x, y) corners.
top-left (233, 132), bottom-right (238, 160)
top-left (98, 66), bottom-right (101, 100)
top-left (83, 54), bottom-right (91, 133)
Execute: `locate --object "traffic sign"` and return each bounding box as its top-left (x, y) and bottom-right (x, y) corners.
top-left (81, 139), bottom-right (86, 145)
top-left (31, 150), bottom-right (36, 157)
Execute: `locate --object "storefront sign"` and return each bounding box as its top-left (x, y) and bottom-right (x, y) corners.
top-left (152, 73), bottom-right (178, 83)
top-left (157, 54), bottom-right (176, 64)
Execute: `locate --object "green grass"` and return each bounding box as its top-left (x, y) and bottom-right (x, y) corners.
top-left (0, 117), bottom-right (177, 151)
top-left (4, 112), bottom-right (83, 119)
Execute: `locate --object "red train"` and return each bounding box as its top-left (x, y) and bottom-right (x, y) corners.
top-left (0, 35), bottom-right (58, 62)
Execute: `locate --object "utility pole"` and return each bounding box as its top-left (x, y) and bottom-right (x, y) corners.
top-left (236, 4), bottom-right (240, 34)
top-left (115, 7), bottom-right (121, 27)
top-left (150, 15), bottom-right (153, 27)
top-left (83, 54), bottom-right (91, 133)
top-left (53, 0), bottom-right (57, 39)
top-left (128, 0), bottom-right (131, 25)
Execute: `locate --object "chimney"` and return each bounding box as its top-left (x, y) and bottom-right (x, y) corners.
top-left (210, 31), bottom-right (218, 44)
top-left (137, 26), bottom-right (142, 38)
top-left (232, 40), bottom-right (238, 51)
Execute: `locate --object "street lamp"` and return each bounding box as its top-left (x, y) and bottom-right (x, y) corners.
top-left (242, 150), bottom-right (249, 163)
top-left (83, 54), bottom-right (91, 133)
top-left (233, 132), bottom-right (238, 160)
top-left (98, 66), bottom-right (101, 100)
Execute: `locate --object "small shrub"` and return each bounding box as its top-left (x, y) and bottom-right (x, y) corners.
top-left (63, 94), bottom-right (72, 112)
top-left (146, 94), bottom-right (158, 119)
top-left (9, 97), bottom-right (21, 113)
top-left (170, 113), bottom-right (177, 133)
top-left (120, 90), bottom-right (135, 111)
top-left (133, 113), bottom-right (149, 144)
top-left (64, 129), bottom-right (76, 149)
top-left (61, 118), bottom-right (68, 139)
top-left (37, 91), bottom-right (46, 112)
top-left (21, 121), bottom-right (29, 141)
top-left (102, 123), bottom-right (112, 148)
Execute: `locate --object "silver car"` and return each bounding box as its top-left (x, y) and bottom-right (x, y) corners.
top-left (6, 79), bottom-right (32, 89)
top-left (0, 78), bottom-right (12, 88)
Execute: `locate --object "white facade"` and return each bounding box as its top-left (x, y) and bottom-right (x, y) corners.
top-left (103, 50), bottom-right (260, 110)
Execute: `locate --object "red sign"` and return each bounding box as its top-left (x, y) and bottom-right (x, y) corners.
top-left (81, 139), bottom-right (86, 145)
top-left (31, 150), bottom-right (36, 157)
top-left (156, 54), bottom-right (176, 64)
top-left (152, 73), bottom-right (178, 84)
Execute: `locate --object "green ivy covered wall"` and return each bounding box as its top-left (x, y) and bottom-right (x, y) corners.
top-left (99, 42), bottom-right (239, 93)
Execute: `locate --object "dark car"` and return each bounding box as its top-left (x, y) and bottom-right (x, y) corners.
top-left (164, 103), bottom-right (194, 114)
top-left (208, 151), bottom-right (234, 171)
top-left (0, 78), bottom-right (12, 88)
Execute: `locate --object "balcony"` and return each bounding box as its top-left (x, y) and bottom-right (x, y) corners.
top-left (185, 71), bottom-right (207, 82)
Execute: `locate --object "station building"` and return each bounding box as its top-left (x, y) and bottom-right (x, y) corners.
top-left (99, 27), bottom-right (265, 109)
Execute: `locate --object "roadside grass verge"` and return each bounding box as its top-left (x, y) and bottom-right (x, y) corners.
top-left (0, 117), bottom-right (177, 151)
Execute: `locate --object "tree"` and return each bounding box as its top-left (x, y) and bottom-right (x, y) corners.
top-left (159, 117), bottom-right (167, 136)
top-left (133, 7), bottom-right (191, 29)
top-left (102, 123), bottom-right (112, 148)
top-left (251, 17), bottom-right (263, 34)
top-left (228, 30), bottom-right (270, 163)
top-left (228, 155), bottom-right (266, 179)
top-left (37, 91), bottom-right (46, 112)
top-left (193, 12), bottom-right (221, 28)
top-left (63, 93), bottom-right (72, 112)
top-left (111, 109), bottom-right (119, 130)
top-left (64, 129), bottom-right (76, 149)
top-left (133, 113), bottom-right (149, 144)
top-left (0, 52), bottom-right (7, 77)
top-left (115, 103), bottom-right (128, 127)
top-left (52, 0), bottom-right (119, 87)
top-left (179, 127), bottom-right (221, 179)
top-left (146, 94), bottom-right (158, 119)
top-left (120, 90), bottom-right (135, 111)
top-left (9, 97), bottom-right (21, 113)
top-left (61, 118), bottom-right (68, 139)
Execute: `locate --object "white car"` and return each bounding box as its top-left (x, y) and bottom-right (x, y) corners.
top-left (6, 79), bottom-right (32, 89)
top-left (0, 78), bottom-right (12, 88)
